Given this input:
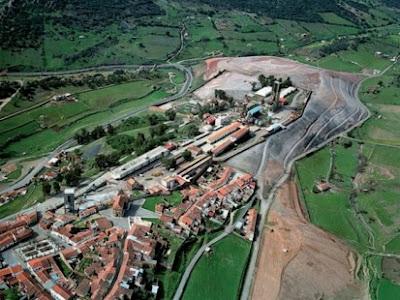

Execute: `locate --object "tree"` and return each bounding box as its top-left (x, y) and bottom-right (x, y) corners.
top-left (4, 288), bottom-right (20, 300)
top-left (91, 126), bottom-right (106, 140)
top-left (0, 81), bottom-right (20, 99)
top-left (106, 124), bottom-right (115, 135)
top-left (55, 173), bottom-right (63, 182)
top-left (106, 134), bottom-right (135, 154)
top-left (184, 124), bottom-right (199, 138)
top-left (182, 149), bottom-right (193, 161)
top-left (281, 77), bottom-right (293, 88)
top-left (147, 114), bottom-right (159, 126)
top-left (95, 153), bottom-right (119, 170)
top-left (74, 128), bottom-right (90, 144)
top-left (53, 181), bottom-right (61, 194)
top-left (64, 165), bottom-right (82, 186)
top-left (162, 157), bottom-right (176, 170)
top-left (136, 132), bottom-right (146, 146)
top-left (215, 89), bottom-right (227, 100)
top-left (258, 74), bottom-right (275, 87)
top-left (165, 109), bottom-right (176, 121)
top-left (150, 123), bottom-right (168, 138)
top-left (42, 182), bottom-right (51, 195)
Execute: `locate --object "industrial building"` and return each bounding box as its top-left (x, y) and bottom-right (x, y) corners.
top-left (212, 126), bottom-right (250, 157)
top-left (207, 121), bottom-right (242, 144)
top-left (255, 86), bottom-right (272, 97)
top-left (280, 87), bottom-right (297, 98)
top-left (111, 146), bottom-right (169, 180)
top-left (247, 105), bottom-right (262, 118)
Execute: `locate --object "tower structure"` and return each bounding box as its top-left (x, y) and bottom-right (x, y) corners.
top-left (272, 80), bottom-right (281, 112)
top-left (64, 188), bottom-right (75, 213)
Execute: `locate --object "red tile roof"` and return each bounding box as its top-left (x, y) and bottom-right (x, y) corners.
top-left (212, 139), bottom-right (233, 156)
top-left (52, 283), bottom-right (73, 300)
top-left (0, 265), bottom-right (23, 279)
top-left (61, 247), bottom-right (80, 260)
top-left (95, 217), bottom-right (113, 231)
top-left (207, 121), bottom-right (241, 143)
top-left (208, 167), bottom-right (233, 190)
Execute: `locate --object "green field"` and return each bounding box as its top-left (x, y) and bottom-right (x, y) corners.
top-left (386, 237), bottom-right (400, 253)
top-left (0, 183), bottom-right (44, 219)
top-left (1, 1), bottom-right (397, 72)
top-left (295, 143), bottom-right (370, 250)
top-left (354, 64), bottom-right (400, 145)
top-left (377, 278), bottom-right (400, 300)
top-left (319, 12), bottom-right (356, 26)
top-left (0, 74), bottom-right (174, 158)
top-left (142, 191), bottom-right (182, 212)
top-left (156, 236), bottom-right (204, 300)
top-left (0, 23), bottom-right (181, 71)
top-left (182, 234), bottom-right (251, 300)
top-left (77, 80), bottom-right (155, 108)
top-left (296, 60), bottom-right (400, 299)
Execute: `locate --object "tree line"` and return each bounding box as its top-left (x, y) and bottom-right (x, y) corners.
top-left (19, 69), bottom-right (158, 101)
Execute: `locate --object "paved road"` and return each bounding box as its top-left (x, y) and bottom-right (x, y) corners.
top-left (0, 80), bottom-right (23, 112)
top-left (366, 251), bottom-right (400, 259)
top-left (0, 63), bottom-right (193, 196)
top-left (172, 231), bottom-right (229, 300)
top-left (0, 139), bottom-right (76, 195)
top-left (173, 200), bottom-right (253, 300)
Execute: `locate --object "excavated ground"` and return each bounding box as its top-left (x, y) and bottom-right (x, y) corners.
top-left (196, 56), bottom-right (370, 299)
top-left (251, 181), bottom-right (366, 300)
top-left (200, 56), bottom-right (368, 190)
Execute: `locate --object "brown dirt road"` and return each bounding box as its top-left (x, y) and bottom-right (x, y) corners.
top-left (251, 180), bottom-right (367, 300)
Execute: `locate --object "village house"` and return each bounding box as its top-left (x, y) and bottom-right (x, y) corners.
top-left (0, 265), bottom-right (52, 299)
top-left (112, 191), bottom-right (129, 217)
top-left (243, 208), bottom-right (258, 241)
top-left (27, 255), bottom-right (73, 300)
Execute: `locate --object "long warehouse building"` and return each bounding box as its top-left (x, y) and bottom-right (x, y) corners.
top-left (111, 146), bottom-right (169, 180)
top-left (207, 121), bottom-right (242, 144)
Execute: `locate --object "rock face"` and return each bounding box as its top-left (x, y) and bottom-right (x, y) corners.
top-left (252, 181), bottom-right (366, 300)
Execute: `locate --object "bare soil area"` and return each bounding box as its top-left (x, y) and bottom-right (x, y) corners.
top-left (219, 56), bottom-right (368, 193)
top-left (194, 72), bottom-right (256, 100)
top-left (252, 180), bottom-right (366, 300)
top-left (198, 56), bottom-right (370, 299)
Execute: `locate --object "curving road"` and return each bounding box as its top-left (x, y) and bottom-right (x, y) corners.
top-left (172, 200), bottom-right (254, 300)
top-left (0, 63), bottom-right (193, 196)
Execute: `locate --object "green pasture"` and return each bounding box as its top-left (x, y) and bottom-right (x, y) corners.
top-left (377, 278), bottom-right (400, 300)
top-left (0, 74), bottom-right (174, 158)
top-left (142, 191), bottom-right (182, 212)
top-left (0, 183), bottom-right (44, 219)
top-left (319, 12), bottom-right (356, 26)
top-left (182, 234), bottom-right (251, 300)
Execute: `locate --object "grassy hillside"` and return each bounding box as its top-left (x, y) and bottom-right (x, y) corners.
top-left (296, 62), bottom-right (400, 300)
top-left (184, 0), bottom-right (364, 23)
top-left (0, 0), bottom-right (399, 71)
top-left (0, 0), bottom-right (163, 49)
